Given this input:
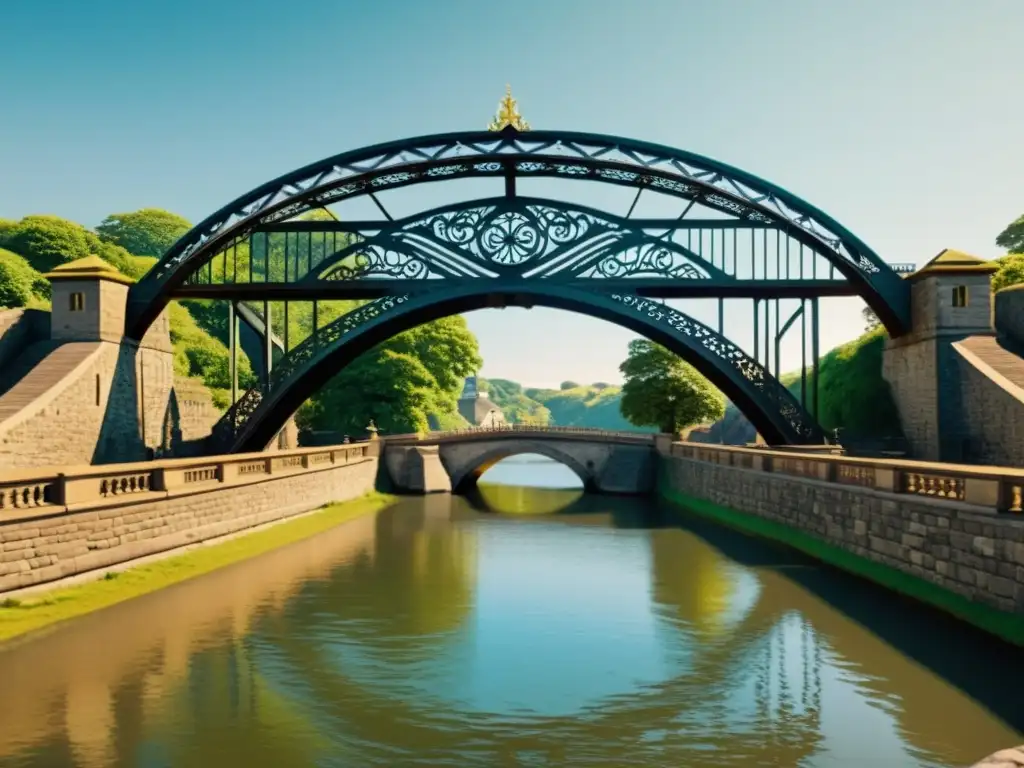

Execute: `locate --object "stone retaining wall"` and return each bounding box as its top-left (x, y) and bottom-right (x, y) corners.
top-left (658, 443), bottom-right (1024, 626)
top-left (0, 444), bottom-right (379, 593)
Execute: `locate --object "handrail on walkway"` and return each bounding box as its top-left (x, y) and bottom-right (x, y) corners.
top-left (383, 423), bottom-right (657, 443)
top-left (0, 441), bottom-right (378, 522)
top-left (668, 440), bottom-right (1024, 516)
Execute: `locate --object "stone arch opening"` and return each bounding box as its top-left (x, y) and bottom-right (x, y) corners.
top-left (448, 441), bottom-right (595, 494)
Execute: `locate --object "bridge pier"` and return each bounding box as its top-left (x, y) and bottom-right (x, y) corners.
top-left (384, 445), bottom-right (452, 494)
top-left (381, 427), bottom-right (658, 496)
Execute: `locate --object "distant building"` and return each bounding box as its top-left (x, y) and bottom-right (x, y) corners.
top-left (457, 375), bottom-right (506, 426)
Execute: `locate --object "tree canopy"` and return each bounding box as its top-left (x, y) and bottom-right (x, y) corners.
top-left (996, 214), bottom-right (1024, 255)
top-left (992, 253), bottom-right (1024, 293)
top-left (0, 249), bottom-right (50, 309)
top-left (297, 316), bottom-right (482, 437)
top-left (619, 340), bottom-right (725, 434)
top-left (0, 208), bottom-right (485, 438)
top-left (95, 208), bottom-right (192, 258)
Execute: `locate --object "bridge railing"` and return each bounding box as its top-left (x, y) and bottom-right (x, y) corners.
top-left (383, 423), bottom-right (657, 443)
top-left (0, 441), bottom-right (378, 522)
top-left (668, 441), bottom-right (1024, 515)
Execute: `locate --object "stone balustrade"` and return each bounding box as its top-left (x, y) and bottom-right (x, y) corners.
top-left (0, 441), bottom-right (379, 525)
top-left (385, 423), bottom-right (656, 445)
top-left (668, 441), bottom-right (1024, 515)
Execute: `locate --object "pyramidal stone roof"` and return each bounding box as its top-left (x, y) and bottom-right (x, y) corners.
top-left (909, 248), bottom-right (998, 280)
top-left (43, 255), bottom-right (135, 285)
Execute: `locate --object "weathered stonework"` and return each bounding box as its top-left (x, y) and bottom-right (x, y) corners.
top-left (383, 428), bottom-right (656, 495)
top-left (883, 251), bottom-right (998, 462)
top-left (385, 445), bottom-right (453, 493)
top-left (660, 449), bottom-right (1024, 617)
top-left (0, 309), bottom-right (48, 371)
top-left (994, 287), bottom-right (1024, 350)
top-left (0, 257), bottom-right (232, 469)
top-left (952, 342), bottom-right (1024, 468)
top-left (0, 447), bottom-right (378, 593)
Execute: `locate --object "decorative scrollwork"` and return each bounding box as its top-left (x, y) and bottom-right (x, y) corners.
top-left (579, 240), bottom-right (710, 280)
top-left (607, 293), bottom-right (820, 441)
top-left (320, 244), bottom-right (433, 281)
top-left (479, 211), bottom-right (542, 265)
top-left (416, 202), bottom-right (597, 269)
top-left (133, 130), bottom-right (909, 343)
top-left (147, 131), bottom-right (896, 287)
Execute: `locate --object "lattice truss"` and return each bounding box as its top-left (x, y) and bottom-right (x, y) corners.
top-left (182, 197), bottom-right (880, 291)
top-left (128, 130), bottom-right (910, 332)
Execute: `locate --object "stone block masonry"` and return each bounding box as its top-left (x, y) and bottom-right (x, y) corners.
top-left (0, 442), bottom-right (379, 593)
top-left (659, 442), bottom-right (1024, 637)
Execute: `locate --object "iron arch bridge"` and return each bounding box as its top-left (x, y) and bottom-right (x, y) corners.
top-left (124, 128), bottom-right (913, 452)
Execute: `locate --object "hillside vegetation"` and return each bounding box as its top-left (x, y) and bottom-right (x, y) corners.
top-left (480, 378), bottom-right (656, 432)
top-left (696, 326), bottom-right (901, 444)
top-left (0, 210), bottom-right (481, 436)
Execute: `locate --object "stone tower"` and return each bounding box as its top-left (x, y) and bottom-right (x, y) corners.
top-left (44, 255), bottom-right (135, 343)
top-left (457, 375), bottom-right (506, 427)
top-left (882, 248), bottom-right (998, 461)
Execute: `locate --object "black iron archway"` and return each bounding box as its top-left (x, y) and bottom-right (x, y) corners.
top-left (125, 126), bottom-right (913, 451)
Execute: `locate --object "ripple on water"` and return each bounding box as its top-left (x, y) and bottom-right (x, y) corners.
top-left (0, 482), bottom-right (1020, 767)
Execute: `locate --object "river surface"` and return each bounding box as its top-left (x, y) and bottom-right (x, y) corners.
top-left (0, 455), bottom-right (1020, 767)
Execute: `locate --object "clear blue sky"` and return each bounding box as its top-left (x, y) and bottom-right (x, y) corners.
top-left (2, 0), bottom-right (1022, 388)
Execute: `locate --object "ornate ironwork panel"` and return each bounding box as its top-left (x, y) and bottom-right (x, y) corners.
top-left (308, 200), bottom-right (726, 285)
top-left (606, 294), bottom-right (819, 441)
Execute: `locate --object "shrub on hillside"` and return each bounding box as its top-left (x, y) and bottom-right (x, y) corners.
top-left (0, 249), bottom-right (51, 309)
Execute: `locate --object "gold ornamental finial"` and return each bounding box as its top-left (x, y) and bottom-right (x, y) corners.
top-left (488, 84), bottom-right (530, 132)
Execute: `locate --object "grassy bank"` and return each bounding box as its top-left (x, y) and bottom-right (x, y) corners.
top-left (656, 468), bottom-right (1024, 647)
top-left (0, 492), bottom-right (395, 643)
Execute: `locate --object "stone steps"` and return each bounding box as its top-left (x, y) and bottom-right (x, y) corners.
top-left (0, 340), bottom-right (61, 398)
top-left (0, 342), bottom-right (101, 426)
top-left (958, 335), bottom-right (1024, 392)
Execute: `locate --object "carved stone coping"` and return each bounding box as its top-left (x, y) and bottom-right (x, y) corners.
top-left (669, 441), bottom-right (1024, 515)
top-left (384, 424), bottom-right (657, 446)
top-left (0, 442), bottom-right (378, 524)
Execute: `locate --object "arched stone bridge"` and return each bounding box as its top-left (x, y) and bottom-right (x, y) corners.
top-left (380, 425), bottom-right (659, 495)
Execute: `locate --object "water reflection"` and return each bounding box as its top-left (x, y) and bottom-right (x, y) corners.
top-left (0, 474), bottom-right (1021, 767)
top-left (479, 453), bottom-right (584, 490)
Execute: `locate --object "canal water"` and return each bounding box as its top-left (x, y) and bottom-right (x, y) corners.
top-left (0, 456), bottom-right (1020, 767)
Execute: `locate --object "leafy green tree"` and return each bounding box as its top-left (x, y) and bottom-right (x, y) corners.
top-left (559, 380), bottom-right (579, 390)
top-left (299, 207), bottom-right (338, 222)
top-left (996, 214), bottom-right (1024, 254)
top-left (482, 377), bottom-right (552, 424)
top-left (95, 208), bottom-right (192, 257)
top-left (299, 314), bottom-right (482, 436)
top-left (992, 253), bottom-right (1024, 292)
top-left (2, 215), bottom-right (96, 272)
top-left (300, 349), bottom-right (439, 436)
top-left (385, 316), bottom-right (482, 407)
top-left (0, 249), bottom-right (49, 308)
top-left (619, 339), bottom-right (725, 434)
